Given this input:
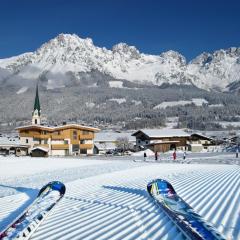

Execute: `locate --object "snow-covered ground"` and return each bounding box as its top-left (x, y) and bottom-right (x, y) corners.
top-left (0, 154), bottom-right (239, 239)
top-left (153, 98), bottom-right (208, 109)
top-left (109, 98), bottom-right (127, 104)
top-left (217, 121), bottom-right (240, 128)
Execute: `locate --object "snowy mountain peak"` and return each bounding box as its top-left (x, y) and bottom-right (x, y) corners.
top-left (0, 33), bottom-right (240, 92)
top-left (160, 50), bottom-right (186, 66)
top-left (112, 43), bottom-right (140, 59)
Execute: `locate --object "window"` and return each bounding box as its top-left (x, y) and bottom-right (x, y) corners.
top-left (72, 144), bottom-right (79, 152)
top-left (35, 119), bottom-right (37, 124)
top-left (33, 138), bottom-right (40, 142)
top-left (80, 149), bottom-right (87, 154)
top-left (73, 130), bottom-right (78, 140)
top-left (80, 140), bottom-right (85, 144)
top-left (26, 139), bottom-right (29, 143)
top-left (44, 139), bottom-right (48, 144)
top-left (64, 140), bottom-right (68, 144)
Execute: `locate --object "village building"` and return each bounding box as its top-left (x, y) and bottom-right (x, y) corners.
top-left (16, 85), bottom-right (100, 156)
top-left (94, 131), bottom-right (135, 154)
top-left (132, 129), bottom-right (190, 153)
top-left (188, 133), bottom-right (213, 152)
top-left (0, 136), bottom-right (29, 156)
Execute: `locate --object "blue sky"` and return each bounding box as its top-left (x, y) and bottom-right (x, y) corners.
top-left (0, 0), bottom-right (239, 60)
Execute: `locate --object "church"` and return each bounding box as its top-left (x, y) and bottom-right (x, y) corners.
top-left (16, 85), bottom-right (100, 156)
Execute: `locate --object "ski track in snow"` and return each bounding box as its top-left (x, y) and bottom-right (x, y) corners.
top-left (0, 161), bottom-right (239, 240)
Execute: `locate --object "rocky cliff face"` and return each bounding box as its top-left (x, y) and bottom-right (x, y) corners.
top-left (0, 33), bottom-right (239, 92)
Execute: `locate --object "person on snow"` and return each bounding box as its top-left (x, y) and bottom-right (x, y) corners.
top-left (183, 151), bottom-right (186, 160)
top-left (236, 147), bottom-right (239, 158)
top-left (155, 151), bottom-right (158, 161)
top-left (144, 152), bottom-right (147, 161)
top-left (173, 150), bottom-right (176, 161)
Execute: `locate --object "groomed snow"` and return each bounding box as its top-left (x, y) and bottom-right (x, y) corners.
top-left (0, 155), bottom-right (239, 240)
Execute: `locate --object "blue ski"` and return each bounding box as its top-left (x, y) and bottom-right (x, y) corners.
top-left (0, 181), bottom-right (66, 240)
top-left (147, 179), bottom-right (225, 240)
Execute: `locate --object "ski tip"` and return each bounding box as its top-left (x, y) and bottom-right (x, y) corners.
top-left (38, 181), bottom-right (66, 197)
top-left (147, 179), bottom-right (175, 196)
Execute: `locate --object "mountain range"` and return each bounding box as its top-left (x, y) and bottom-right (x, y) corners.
top-left (0, 33), bottom-right (240, 92)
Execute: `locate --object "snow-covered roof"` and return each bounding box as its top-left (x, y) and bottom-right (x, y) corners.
top-left (16, 123), bottom-right (100, 132)
top-left (31, 146), bottom-right (49, 152)
top-left (95, 131), bottom-right (135, 142)
top-left (0, 137), bottom-right (20, 146)
top-left (191, 133), bottom-right (213, 140)
top-left (132, 128), bottom-right (190, 138)
top-left (149, 140), bottom-right (180, 144)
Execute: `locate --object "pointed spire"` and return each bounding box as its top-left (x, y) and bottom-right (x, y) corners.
top-left (33, 84), bottom-right (41, 116)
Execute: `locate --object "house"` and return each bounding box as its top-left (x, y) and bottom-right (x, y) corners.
top-left (94, 131), bottom-right (135, 154)
top-left (188, 133), bottom-right (213, 152)
top-left (132, 129), bottom-right (190, 153)
top-left (16, 85), bottom-right (100, 156)
top-left (31, 146), bottom-right (49, 157)
top-left (0, 136), bottom-right (29, 156)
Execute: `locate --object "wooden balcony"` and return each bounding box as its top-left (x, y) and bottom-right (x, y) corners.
top-left (79, 133), bottom-right (94, 140)
top-left (20, 133), bottom-right (50, 139)
top-left (51, 144), bottom-right (69, 150)
top-left (80, 143), bottom-right (93, 149)
top-left (51, 135), bottom-right (66, 140)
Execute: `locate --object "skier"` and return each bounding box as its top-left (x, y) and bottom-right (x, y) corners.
top-left (144, 152), bottom-right (147, 161)
top-left (173, 150), bottom-right (176, 161)
top-left (236, 147), bottom-right (239, 158)
top-left (155, 151), bottom-right (158, 161)
top-left (183, 151), bottom-right (186, 161)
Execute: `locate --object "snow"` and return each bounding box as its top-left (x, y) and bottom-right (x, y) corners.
top-left (217, 121), bottom-right (240, 128)
top-left (132, 149), bottom-right (155, 157)
top-left (0, 34), bottom-right (240, 91)
top-left (85, 102), bottom-right (95, 108)
top-left (153, 100), bottom-right (191, 109)
top-left (131, 100), bottom-right (142, 106)
top-left (134, 128), bottom-right (190, 138)
top-left (191, 98), bottom-right (208, 106)
top-left (16, 87), bottom-right (28, 94)
top-left (109, 81), bottom-right (124, 88)
top-left (0, 137), bottom-right (20, 145)
top-left (154, 98), bottom-right (208, 109)
top-left (209, 104), bottom-right (224, 108)
top-left (109, 98), bottom-right (126, 104)
top-left (0, 154), bottom-right (239, 240)
top-left (95, 131), bottom-right (135, 142)
top-left (32, 146), bottom-right (49, 152)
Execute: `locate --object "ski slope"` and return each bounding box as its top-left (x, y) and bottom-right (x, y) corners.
top-left (0, 162), bottom-right (239, 240)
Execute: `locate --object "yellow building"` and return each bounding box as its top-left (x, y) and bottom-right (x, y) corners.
top-left (16, 85), bottom-right (100, 156)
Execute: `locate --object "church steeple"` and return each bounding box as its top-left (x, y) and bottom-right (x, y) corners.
top-left (34, 84), bottom-right (41, 114)
top-left (32, 84), bottom-right (41, 125)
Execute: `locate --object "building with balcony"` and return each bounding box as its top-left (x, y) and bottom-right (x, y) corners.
top-left (16, 85), bottom-right (100, 156)
top-left (132, 128), bottom-right (190, 152)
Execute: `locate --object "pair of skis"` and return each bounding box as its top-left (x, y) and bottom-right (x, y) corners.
top-left (0, 181), bottom-right (66, 240)
top-left (147, 179), bottom-right (225, 240)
